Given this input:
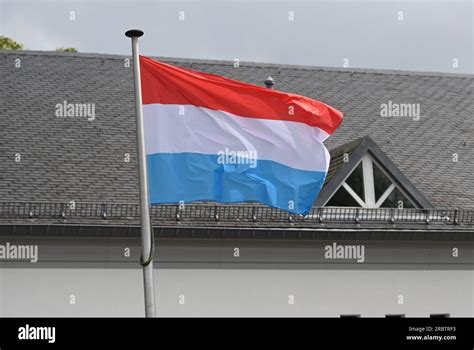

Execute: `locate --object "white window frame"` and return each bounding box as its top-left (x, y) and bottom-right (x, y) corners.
top-left (325, 154), bottom-right (416, 208)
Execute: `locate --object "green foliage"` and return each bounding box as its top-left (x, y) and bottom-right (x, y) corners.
top-left (0, 36), bottom-right (24, 50)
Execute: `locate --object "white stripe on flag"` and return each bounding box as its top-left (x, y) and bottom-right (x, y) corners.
top-left (143, 103), bottom-right (330, 172)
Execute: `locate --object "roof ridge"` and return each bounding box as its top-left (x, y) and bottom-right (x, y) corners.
top-left (1, 49), bottom-right (472, 78)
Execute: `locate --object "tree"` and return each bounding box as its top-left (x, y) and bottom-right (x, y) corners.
top-left (0, 36), bottom-right (78, 52)
top-left (0, 36), bottom-right (24, 50)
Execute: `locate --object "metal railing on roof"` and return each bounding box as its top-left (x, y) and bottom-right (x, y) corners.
top-left (0, 201), bottom-right (473, 226)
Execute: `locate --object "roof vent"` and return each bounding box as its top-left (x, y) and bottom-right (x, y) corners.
top-left (264, 76), bottom-right (275, 89)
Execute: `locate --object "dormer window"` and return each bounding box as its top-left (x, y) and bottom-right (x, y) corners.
top-left (326, 154), bottom-right (416, 208)
top-left (315, 136), bottom-right (432, 209)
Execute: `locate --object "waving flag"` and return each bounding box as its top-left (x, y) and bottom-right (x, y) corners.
top-left (140, 56), bottom-right (343, 215)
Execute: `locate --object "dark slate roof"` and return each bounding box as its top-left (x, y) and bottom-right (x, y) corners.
top-left (326, 137), bottom-right (364, 185)
top-left (0, 50), bottom-right (473, 210)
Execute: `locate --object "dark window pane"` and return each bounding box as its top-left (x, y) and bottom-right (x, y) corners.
top-left (345, 162), bottom-right (364, 201)
top-left (380, 187), bottom-right (415, 208)
top-left (373, 163), bottom-right (392, 201)
top-left (326, 186), bottom-right (362, 207)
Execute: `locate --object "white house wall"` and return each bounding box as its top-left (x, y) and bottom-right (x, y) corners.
top-left (0, 236), bottom-right (473, 317)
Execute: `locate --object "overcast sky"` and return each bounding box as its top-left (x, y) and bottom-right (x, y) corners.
top-left (1, 0), bottom-right (472, 73)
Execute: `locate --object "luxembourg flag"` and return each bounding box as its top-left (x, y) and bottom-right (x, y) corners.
top-left (140, 56), bottom-right (343, 215)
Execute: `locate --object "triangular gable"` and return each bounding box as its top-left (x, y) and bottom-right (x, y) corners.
top-left (315, 136), bottom-right (433, 208)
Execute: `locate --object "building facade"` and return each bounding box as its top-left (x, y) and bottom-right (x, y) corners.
top-left (0, 50), bottom-right (473, 316)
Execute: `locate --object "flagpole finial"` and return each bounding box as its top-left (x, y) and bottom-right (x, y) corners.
top-left (125, 29), bottom-right (144, 38)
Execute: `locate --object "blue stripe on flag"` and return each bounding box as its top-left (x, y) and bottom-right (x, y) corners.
top-left (146, 152), bottom-right (326, 215)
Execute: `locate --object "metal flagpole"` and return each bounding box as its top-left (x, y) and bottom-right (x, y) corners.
top-left (125, 29), bottom-right (156, 318)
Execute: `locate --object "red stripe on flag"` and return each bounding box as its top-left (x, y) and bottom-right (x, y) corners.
top-left (139, 55), bottom-right (344, 135)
